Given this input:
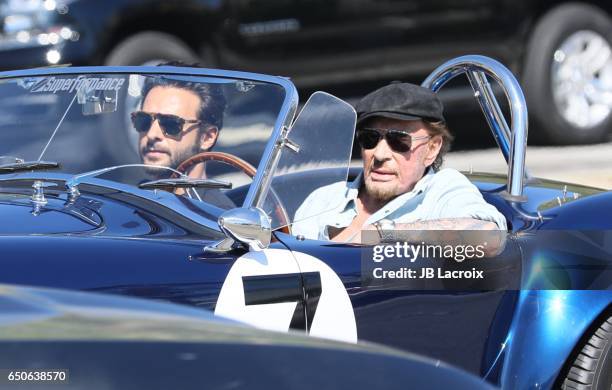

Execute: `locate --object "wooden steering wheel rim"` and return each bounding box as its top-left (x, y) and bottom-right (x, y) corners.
top-left (175, 151), bottom-right (257, 177)
top-left (175, 151), bottom-right (291, 235)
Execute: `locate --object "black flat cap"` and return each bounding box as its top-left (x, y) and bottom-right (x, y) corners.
top-left (356, 82), bottom-right (445, 125)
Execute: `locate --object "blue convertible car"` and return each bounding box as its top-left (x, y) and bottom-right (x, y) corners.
top-left (0, 56), bottom-right (610, 389)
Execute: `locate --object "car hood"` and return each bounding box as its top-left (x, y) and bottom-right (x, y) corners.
top-left (0, 179), bottom-right (238, 301)
top-left (0, 194), bottom-right (103, 234)
top-left (0, 178), bottom-right (225, 239)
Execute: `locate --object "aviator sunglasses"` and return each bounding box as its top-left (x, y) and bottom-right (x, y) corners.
top-left (131, 111), bottom-right (201, 138)
top-left (356, 127), bottom-right (431, 153)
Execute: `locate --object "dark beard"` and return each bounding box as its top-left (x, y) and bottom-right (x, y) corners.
top-left (141, 139), bottom-right (202, 179)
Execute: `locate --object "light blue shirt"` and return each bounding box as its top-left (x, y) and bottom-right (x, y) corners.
top-left (292, 168), bottom-right (507, 240)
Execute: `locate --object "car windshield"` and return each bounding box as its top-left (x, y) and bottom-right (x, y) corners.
top-left (0, 68), bottom-right (290, 210)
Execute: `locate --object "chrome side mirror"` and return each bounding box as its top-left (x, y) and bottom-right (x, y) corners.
top-left (206, 207), bottom-right (271, 252)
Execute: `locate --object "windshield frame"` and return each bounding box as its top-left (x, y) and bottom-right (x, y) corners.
top-left (0, 65), bottom-right (299, 231)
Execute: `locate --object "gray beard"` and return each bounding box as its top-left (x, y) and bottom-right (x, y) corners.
top-left (363, 178), bottom-right (399, 204)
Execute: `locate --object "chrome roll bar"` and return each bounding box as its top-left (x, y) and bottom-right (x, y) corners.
top-left (421, 55), bottom-right (528, 200)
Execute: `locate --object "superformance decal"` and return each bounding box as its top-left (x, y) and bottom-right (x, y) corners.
top-left (29, 76), bottom-right (125, 94)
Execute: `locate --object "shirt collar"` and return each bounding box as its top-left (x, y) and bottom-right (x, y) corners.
top-left (321, 168), bottom-right (436, 236)
top-left (411, 167), bottom-right (435, 194)
top-left (333, 172), bottom-right (362, 213)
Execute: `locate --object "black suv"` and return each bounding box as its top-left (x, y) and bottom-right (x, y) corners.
top-left (1, 0), bottom-right (612, 144)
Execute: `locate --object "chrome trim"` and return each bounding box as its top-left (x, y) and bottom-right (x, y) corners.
top-left (1, 172), bottom-right (222, 231)
top-left (282, 136), bottom-right (301, 154)
top-left (217, 207), bottom-right (272, 251)
top-left (466, 70), bottom-right (511, 156)
top-left (421, 55), bottom-right (528, 199)
top-left (203, 237), bottom-right (237, 254)
top-left (0, 156), bottom-right (24, 164)
top-left (67, 184), bottom-right (80, 202)
top-left (139, 177), bottom-right (232, 190)
top-left (0, 160), bottom-right (59, 174)
top-left (65, 164), bottom-right (186, 195)
top-left (31, 181), bottom-right (49, 205)
top-left (243, 95), bottom-right (299, 209)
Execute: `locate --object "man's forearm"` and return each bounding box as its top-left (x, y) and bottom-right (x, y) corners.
top-left (395, 218), bottom-right (499, 231)
top-left (363, 218), bottom-right (506, 256)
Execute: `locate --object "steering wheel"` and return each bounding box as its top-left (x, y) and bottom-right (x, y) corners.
top-left (175, 151), bottom-right (291, 234)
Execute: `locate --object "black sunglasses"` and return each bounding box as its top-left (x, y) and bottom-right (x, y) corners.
top-left (356, 127), bottom-right (431, 153)
top-left (131, 111), bottom-right (201, 138)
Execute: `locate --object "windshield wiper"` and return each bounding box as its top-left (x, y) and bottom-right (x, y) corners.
top-left (0, 156), bottom-right (23, 164)
top-left (65, 164), bottom-right (231, 203)
top-left (0, 160), bottom-right (60, 173)
top-left (139, 178), bottom-right (232, 190)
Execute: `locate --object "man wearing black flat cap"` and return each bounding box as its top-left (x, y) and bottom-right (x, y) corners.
top-left (293, 82), bottom-right (506, 243)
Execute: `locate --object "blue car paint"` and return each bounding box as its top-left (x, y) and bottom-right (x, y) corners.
top-left (274, 233), bottom-right (522, 378)
top-left (501, 290), bottom-right (611, 389)
top-left (2, 171), bottom-right (611, 388)
top-left (0, 184), bottom-right (249, 309)
top-left (274, 174), bottom-right (612, 387)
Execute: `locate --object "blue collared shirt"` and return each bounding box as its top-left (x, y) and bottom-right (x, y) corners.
top-left (292, 168), bottom-right (507, 240)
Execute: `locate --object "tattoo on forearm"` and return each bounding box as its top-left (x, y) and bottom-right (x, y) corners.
top-left (378, 219), bottom-right (506, 256)
top-left (395, 218), bottom-right (498, 231)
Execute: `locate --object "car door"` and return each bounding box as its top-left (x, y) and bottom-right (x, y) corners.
top-left (0, 209), bottom-right (317, 336)
top-left (276, 233), bottom-right (523, 377)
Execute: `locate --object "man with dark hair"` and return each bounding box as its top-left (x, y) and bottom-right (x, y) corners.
top-left (293, 82), bottom-right (506, 242)
top-left (134, 75), bottom-right (226, 177)
top-left (131, 64), bottom-right (234, 208)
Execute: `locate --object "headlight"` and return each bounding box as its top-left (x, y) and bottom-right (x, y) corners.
top-left (0, 0), bottom-right (78, 51)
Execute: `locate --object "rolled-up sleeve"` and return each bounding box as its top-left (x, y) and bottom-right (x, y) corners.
top-left (429, 169), bottom-right (508, 230)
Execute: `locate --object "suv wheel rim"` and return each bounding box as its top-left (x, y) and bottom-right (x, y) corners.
top-left (551, 30), bottom-right (612, 129)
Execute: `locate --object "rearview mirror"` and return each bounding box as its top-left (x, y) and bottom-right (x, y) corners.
top-left (78, 88), bottom-right (118, 115)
